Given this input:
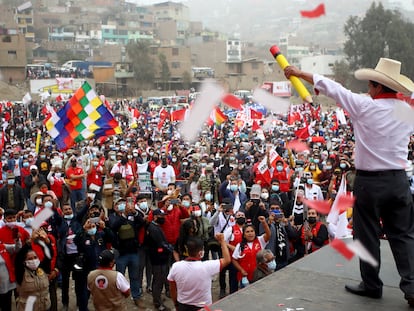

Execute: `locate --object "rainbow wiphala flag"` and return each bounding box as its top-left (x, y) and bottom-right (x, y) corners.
top-left (45, 81), bottom-right (122, 150)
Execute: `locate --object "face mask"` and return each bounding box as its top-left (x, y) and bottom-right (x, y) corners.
top-left (25, 259), bottom-right (40, 271)
top-left (193, 210), bottom-right (202, 217)
top-left (44, 201), bottom-right (53, 209)
top-left (204, 193), bottom-right (212, 201)
top-left (25, 217), bottom-right (34, 226)
top-left (271, 185), bottom-right (279, 192)
top-left (230, 185), bottom-right (238, 192)
top-left (308, 216), bottom-right (317, 224)
top-left (251, 198), bottom-right (260, 205)
top-left (64, 214), bottom-right (74, 220)
top-left (340, 163), bottom-right (347, 169)
top-left (172, 158), bottom-right (177, 162)
top-left (5, 222), bottom-right (17, 228)
top-left (127, 155), bottom-right (132, 159)
top-left (236, 217), bottom-right (246, 225)
top-left (182, 200), bottom-right (191, 208)
top-left (307, 178), bottom-right (313, 185)
top-left (167, 190), bottom-right (173, 196)
top-left (110, 156), bottom-right (116, 160)
top-left (23, 162), bottom-right (29, 168)
top-left (133, 153), bottom-right (139, 157)
top-left (87, 227), bottom-right (97, 235)
top-left (167, 204), bottom-right (173, 211)
top-left (93, 161), bottom-right (98, 167)
top-left (276, 165), bottom-right (283, 172)
top-left (261, 192), bottom-right (269, 200)
top-left (7, 179), bottom-right (14, 185)
top-left (326, 165), bottom-right (332, 170)
top-left (54, 172), bottom-right (62, 179)
top-left (309, 165), bottom-right (316, 170)
top-left (295, 167), bottom-right (304, 172)
top-left (149, 152), bottom-right (154, 156)
top-left (200, 163), bottom-right (207, 167)
top-left (313, 159), bottom-right (320, 164)
top-left (156, 217), bottom-right (166, 225)
top-left (40, 155), bottom-right (46, 159)
top-left (118, 203), bottom-right (126, 212)
top-left (36, 198), bottom-right (43, 205)
top-left (183, 162), bottom-right (188, 166)
top-left (267, 259), bottom-right (277, 271)
top-left (138, 201), bottom-right (149, 214)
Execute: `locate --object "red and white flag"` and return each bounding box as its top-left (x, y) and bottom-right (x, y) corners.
top-left (294, 121), bottom-right (315, 139)
top-left (255, 148), bottom-right (282, 185)
top-left (300, 3), bottom-right (325, 18)
top-left (330, 238), bottom-right (378, 267)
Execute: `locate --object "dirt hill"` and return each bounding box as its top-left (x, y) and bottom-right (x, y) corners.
top-left (0, 80), bottom-right (28, 101)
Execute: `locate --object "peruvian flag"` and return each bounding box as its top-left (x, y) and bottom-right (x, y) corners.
top-left (288, 105), bottom-right (301, 125)
top-left (300, 3), bottom-right (325, 18)
top-left (254, 148), bottom-right (282, 186)
top-left (252, 120), bottom-right (261, 131)
top-left (170, 108), bottom-right (188, 121)
top-left (157, 119), bottom-right (165, 131)
top-left (294, 121), bottom-right (315, 139)
top-left (222, 94), bottom-right (244, 110)
top-left (250, 108), bottom-right (263, 120)
top-left (55, 94), bottom-right (63, 102)
top-left (159, 107), bottom-right (170, 120)
top-left (129, 107), bottom-right (140, 119)
top-left (330, 239), bottom-right (378, 267)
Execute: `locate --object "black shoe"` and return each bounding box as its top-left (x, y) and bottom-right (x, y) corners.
top-left (405, 296), bottom-right (414, 308)
top-left (345, 283), bottom-right (382, 299)
top-left (219, 289), bottom-right (226, 299)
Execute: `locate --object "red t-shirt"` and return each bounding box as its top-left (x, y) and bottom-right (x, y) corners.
top-left (65, 166), bottom-right (84, 190)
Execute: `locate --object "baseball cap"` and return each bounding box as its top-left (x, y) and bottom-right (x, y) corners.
top-left (250, 184), bottom-right (261, 196)
top-left (98, 249), bottom-right (118, 266)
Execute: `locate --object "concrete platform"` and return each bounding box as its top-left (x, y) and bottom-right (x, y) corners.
top-left (207, 239), bottom-right (412, 311)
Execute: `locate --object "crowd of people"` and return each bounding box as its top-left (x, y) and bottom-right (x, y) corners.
top-left (1, 57), bottom-right (414, 310)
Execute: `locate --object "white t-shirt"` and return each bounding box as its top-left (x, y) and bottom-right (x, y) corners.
top-left (232, 235), bottom-right (268, 259)
top-left (167, 259), bottom-right (220, 307)
top-left (153, 165), bottom-right (176, 188)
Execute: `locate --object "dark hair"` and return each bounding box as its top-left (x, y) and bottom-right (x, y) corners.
top-left (369, 80), bottom-right (397, 93)
top-left (186, 236), bottom-right (204, 257)
top-left (239, 223), bottom-right (256, 256)
top-left (177, 219), bottom-right (196, 259)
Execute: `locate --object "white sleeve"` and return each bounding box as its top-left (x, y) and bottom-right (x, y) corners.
top-left (258, 235), bottom-right (268, 249)
top-left (232, 243), bottom-right (242, 259)
top-left (116, 272), bottom-right (130, 293)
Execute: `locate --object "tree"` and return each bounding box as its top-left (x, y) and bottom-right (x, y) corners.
top-left (158, 53), bottom-right (170, 91)
top-left (343, 2), bottom-right (414, 78)
top-left (126, 41), bottom-right (155, 89)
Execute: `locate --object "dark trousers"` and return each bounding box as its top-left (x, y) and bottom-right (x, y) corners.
top-left (0, 290), bottom-right (13, 311)
top-left (353, 171), bottom-right (414, 297)
top-left (177, 302), bottom-right (201, 311)
top-left (49, 278), bottom-right (57, 311)
top-left (61, 253), bottom-right (83, 307)
top-left (73, 271), bottom-right (90, 311)
top-left (152, 263), bottom-right (169, 307)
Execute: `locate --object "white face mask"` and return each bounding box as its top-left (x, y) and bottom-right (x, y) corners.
top-left (167, 190), bottom-right (173, 196)
top-left (44, 201), bottom-right (53, 209)
top-left (167, 204), bottom-right (173, 211)
top-left (25, 259), bottom-right (40, 271)
top-left (193, 210), bottom-right (202, 217)
top-left (36, 198), bottom-right (42, 205)
top-left (261, 192), bottom-right (269, 200)
top-left (55, 172), bottom-right (61, 178)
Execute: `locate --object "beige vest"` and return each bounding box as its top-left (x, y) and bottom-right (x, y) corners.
top-left (88, 269), bottom-right (127, 311)
top-left (17, 268), bottom-right (51, 311)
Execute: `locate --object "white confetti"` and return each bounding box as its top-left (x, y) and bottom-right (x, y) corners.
top-left (180, 79), bottom-right (223, 142)
top-left (252, 88), bottom-right (290, 114)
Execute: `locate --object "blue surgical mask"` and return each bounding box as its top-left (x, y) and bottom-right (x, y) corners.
top-left (87, 227), bottom-right (97, 235)
top-left (340, 163), bottom-right (347, 169)
top-left (307, 178), bottom-right (314, 185)
top-left (118, 203), bottom-right (126, 212)
top-left (276, 165), bottom-right (283, 172)
top-left (7, 179), bottom-right (15, 185)
top-left (267, 259), bottom-right (276, 271)
top-left (230, 185), bottom-right (238, 192)
top-left (313, 159), bottom-right (320, 164)
top-left (271, 185), bottom-right (279, 192)
top-left (25, 217), bottom-right (34, 226)
top-left (182, 200), bottom-right (191, 207)
top-left (64, 214), bottom-right (74, 220)
top-left (204, 193), bottom-right (212, 201)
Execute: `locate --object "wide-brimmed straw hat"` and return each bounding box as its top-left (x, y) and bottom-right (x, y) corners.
top-left (354, 58), bottom-right (414, 94)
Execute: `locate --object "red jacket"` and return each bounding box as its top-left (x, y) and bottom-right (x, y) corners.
top-left (160, 206), bottom-right (189, 245)
top-left (0, 242), bottom-right (15, 282)
top-left (237, 238), bottom-right (262, 282)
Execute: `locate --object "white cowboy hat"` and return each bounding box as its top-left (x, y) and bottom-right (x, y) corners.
top-left (354, 58), bottom-right (414, 94)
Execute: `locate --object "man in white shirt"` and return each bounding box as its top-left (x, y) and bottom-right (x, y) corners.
top-left (153, 156), bottom-right (176, 193)
top-left (167, 233), bottom-right (231, 310)
top-left (285, 58), bottom-right (414, 307)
